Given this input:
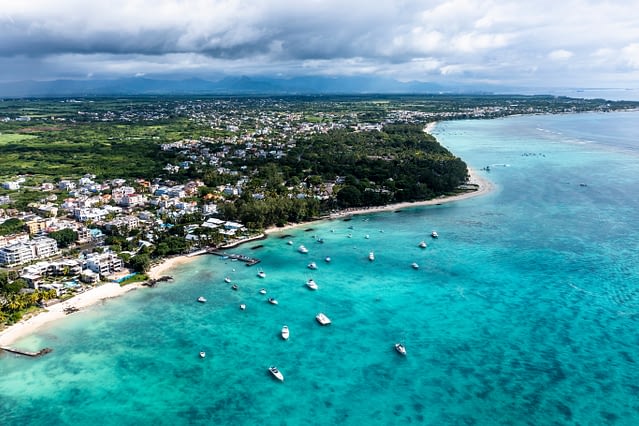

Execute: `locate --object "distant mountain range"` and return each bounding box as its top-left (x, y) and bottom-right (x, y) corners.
top-left (0, 76), bottom-right (496, 97)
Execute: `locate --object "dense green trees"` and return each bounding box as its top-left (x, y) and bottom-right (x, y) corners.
top-left (0, 218), bottom-right (25, 236)
top-left (48, 228), bottom-right (78, 248)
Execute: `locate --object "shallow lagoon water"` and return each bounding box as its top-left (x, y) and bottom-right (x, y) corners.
top-left (2, 111), bottom-right (639, 425)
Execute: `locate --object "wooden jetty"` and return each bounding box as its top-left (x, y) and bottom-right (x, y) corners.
top-left (207, 249), bottom-right (261, 266)
top-left (1, 346), bottom-right (53, 357)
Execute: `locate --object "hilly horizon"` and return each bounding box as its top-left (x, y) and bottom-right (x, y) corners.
top-left (0, 75), bottom-right (492, 98)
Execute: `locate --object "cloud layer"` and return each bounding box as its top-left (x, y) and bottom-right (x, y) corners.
top-left (1, 0), bottom-right (638, 88)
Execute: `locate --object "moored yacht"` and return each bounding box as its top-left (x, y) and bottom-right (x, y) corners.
top-left (316, 312), bottom-right (331, 325)
top-left (287, 240), bottom-right (293, 245)
top-left (257, 269), bottom-right (266, 278)
top-left (418, 241), bottom-right (427, 248)
top-left (224, 276), bottom-right (232, 283)
top-left (269, 366), bottom-right (284, 381)
top-left (240, 303), bottom-right (246, 310)
top-left (306, 278), bottom-right (318, 290)
top-left (368, 251), bottom-right (375, 261)
top-left (325, 256), bottom-right (331, 263)
top-left (199, 351), bottom-right (206, 358)
top-left (431, 231), bottom-right (439, 239)
top-left (281, 325), bottom-right (289, 340)
top-left (298, 245), bottom-right (309, 253)
top-left (411, 262), bottom-right (419, 269)
top-left (307, 262), bottom-right (317, 270)
top-left (231, 284), bottom-right (238, 291)
top-left (259, 288), bottom-right (267, 294)
top-left (268, 297), bottom-right (279, 305)
top-left (395, 343), bottom-right (407, 356)
top-left (197, 296), bottom-right (207, 303)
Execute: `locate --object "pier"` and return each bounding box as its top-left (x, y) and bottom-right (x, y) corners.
top-left (1, 346), bottom-right (53, 357)
top-left (207, 249), bottom-right (261, 266)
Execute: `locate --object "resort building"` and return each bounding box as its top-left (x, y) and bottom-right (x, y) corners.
top-left (0, 243), bottom-right (34, 266)
top-left (85, 252), bottom-right (123, 277)
top-left (0, 236), bottom-right (59, 266)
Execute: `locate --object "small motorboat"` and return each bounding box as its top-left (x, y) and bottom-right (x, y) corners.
top-left (287, 240), bottom-right (293, 245)
top-left (268, 297), bottom-right (279, 305)
top-left (365, 234), bottom-right (370, 239)
top-left (231, 284), bottom-right (239, 291)
top-left (240, 303), bottom-right (246, 310)
top-left (411, 262), bottom-right (419, 270)
top-left (368, 251), bottom-right (375, 261)
top-left (269, 366), bottom-right (284, 381)
top-left (418, 241), bottom-right (427, 248)
top-left (325, 256), bottom-right (331, 263)
top-left (431, 231), bottom-right (439, 239)
top-left (307, 262), bottom-right (317, 270)
top-left (281, 325), bottom-right (290, 340)
top-left (197, 296), bottom-right (207, 303)
top-left (224, 276), bottom-right (232, 283)
top-left (298, 245), bottom-right (308, 253)
top-left (316, 312), bottom-right (331, 325)
top-left (306, 278), bottom-right (319, 290)
top-left (257, 270), bottom-right (266, 278)
top-left (259, 288), bottom-right (267, 294)
top-left (199, 351), bottom-right (206, 358)
top-left (317, 238), bottom-right (324, 244)
top-left (395, 343), bottom-right (407, 356)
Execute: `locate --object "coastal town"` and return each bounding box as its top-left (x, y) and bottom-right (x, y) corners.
top-left (1, 94), bottom-right (637, 335)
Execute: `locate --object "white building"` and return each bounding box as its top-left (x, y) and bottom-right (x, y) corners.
top-left (86, 252), bottom-right (123, 277)
top-left (0, 243), bottom-right (34, 266)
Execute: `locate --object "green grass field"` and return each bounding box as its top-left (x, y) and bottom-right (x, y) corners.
top-left (0, 133), bottom-right (37, 145)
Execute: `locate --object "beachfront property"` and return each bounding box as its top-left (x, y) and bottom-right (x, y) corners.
top-left (85, 252), bottom-right (123, 278)
top-left (0, 236), bottom-right (59, 267)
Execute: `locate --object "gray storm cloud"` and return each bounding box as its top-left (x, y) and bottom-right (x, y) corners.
top-left (0, 0), bottom-right (638, 87)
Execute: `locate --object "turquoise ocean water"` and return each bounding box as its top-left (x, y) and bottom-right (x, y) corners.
top-left (2, 111), bottom-right (639, 425)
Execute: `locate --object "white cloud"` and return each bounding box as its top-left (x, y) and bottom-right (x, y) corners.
top-left (548, 50), bottom-right (574, 61)
top-left (0, 0), bottom-right (637, 89)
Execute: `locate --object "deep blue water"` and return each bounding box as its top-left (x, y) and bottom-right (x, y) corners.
top-left (2, 111), bottom-right (639, 425)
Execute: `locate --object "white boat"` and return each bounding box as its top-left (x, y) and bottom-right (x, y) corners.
top-left (411, 262), bottom-right (419, 269)
top-left (281, 325), bottom-right (289, 340)
top-left (418, 241), bottom-right (427, 248)
top-left (325, 256), bottom-right (331, 263)
top-left (268, 297), bottom-right (279, 305)
top-left (224, 276), bottom-right (232, 283)
top-left (316, 312), bottom-right (331, 325)
top-left (307, 262), bottom-right (317, 270)
top-left (269, 366), bottom-right (284, 381)
top-left (197, 296), bottom-right (207, 303)
top-left (365, 234), bottom-right (370, 239)
top-left (431, 231), bottom-right (439, 239)
top-left (231, 284), bottom-right (238, 291)
top-left (259, 288), bottom-right (267, 294)
top-left (395, 343), bottom-right (407, 356)
top-left (199, 351), bottom-right (206, 358)
top-left (306, 278), bottom-right (318, 290)
top-left (257, 270), bottom-right (266, 278)
top-left (287, 240), bottom-right (293, 245)
top-left (239, 303), bottom-right (246, 310)
top-left (298, 245), bottom-right (308, 254)
top-left (368, 251), bottom-right (375, 261)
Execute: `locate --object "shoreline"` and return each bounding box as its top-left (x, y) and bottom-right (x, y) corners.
top-left (0, 255), bottom-right (199, 347)
top-left (266, 167), bottom-right (495, 235)
top-left (1, 169), bottom-right (494, 347)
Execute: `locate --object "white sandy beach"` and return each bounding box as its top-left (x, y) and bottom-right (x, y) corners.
top-left (0, 256), bottom-right (200, 347)
top-left (266, 167), bottom-right (495, 235)
top-left (0, 282), bottom-right (142, 346)
top-left (1, 169), bottom-right (494, 347)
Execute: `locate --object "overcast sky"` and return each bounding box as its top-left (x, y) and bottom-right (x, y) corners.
top-left (1, 0), bottom-right (638, 89)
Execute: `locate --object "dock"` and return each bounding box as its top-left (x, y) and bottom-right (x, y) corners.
top-left (207, 249), bottom-right (261, 266)
top-left (1, 346), bottom-right (53, 357)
